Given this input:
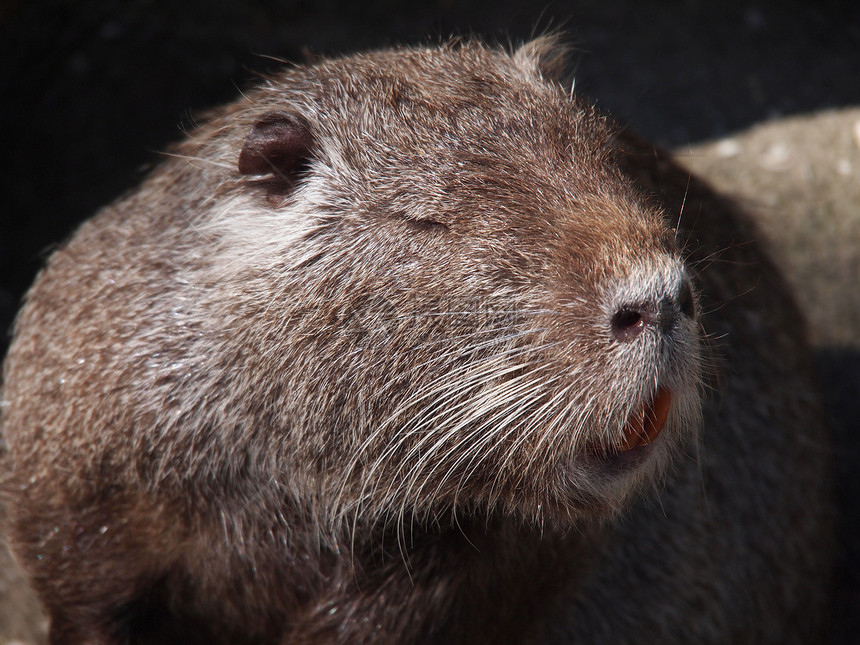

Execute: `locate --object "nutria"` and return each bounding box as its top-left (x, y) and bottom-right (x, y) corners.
top-left (0, 38), bottom-right (833, 644)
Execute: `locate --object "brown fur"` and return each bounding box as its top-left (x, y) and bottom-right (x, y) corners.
top-left (0, 39), bottom-right (833, 644)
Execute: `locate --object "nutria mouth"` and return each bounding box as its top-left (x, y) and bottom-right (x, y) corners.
top-left (581, 387), bottom-right (672, 470)
top-left (617, 387), bottom-right (672, 453)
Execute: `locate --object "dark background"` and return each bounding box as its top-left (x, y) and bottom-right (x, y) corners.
top-left (1, 0), bottom-right (859, 638)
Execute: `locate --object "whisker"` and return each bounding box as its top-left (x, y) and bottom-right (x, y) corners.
top-left (417, 366), bottom-right (561, 504)
top-left (341, 341), bottom-right (564, 521)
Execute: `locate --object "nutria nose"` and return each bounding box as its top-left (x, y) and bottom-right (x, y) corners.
top-left (611, 277), bottom-right (695, 343)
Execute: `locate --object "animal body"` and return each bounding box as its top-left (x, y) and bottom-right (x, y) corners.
top-left (0, 39), bottom-right (833, 644)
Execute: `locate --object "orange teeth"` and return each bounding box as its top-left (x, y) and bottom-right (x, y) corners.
top-left (617, 388), bottom-right (672, 452)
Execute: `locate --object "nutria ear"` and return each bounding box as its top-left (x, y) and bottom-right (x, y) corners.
top-left (514, 34), bottom-right (571, 83)
top-left (238, 111), bottom-right (314, 180)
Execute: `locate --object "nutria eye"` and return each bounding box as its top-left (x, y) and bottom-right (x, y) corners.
top-left (407, 218), bottom-right (449, 233)
top-left (393, 212), bottom-right (449, 232)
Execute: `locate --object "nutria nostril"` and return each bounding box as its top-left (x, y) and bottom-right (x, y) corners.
top-left (611, 270), bottom-right (696, 342)
top-left (678, 278), bottom-right (695, 320)
top-left (611, 306), bottom-right (648, 341)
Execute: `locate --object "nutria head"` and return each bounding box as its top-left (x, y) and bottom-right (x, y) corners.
top-left (172, 38), bottom-right (703, 528)
top-left (1, 39), bottom-right (702, 537)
